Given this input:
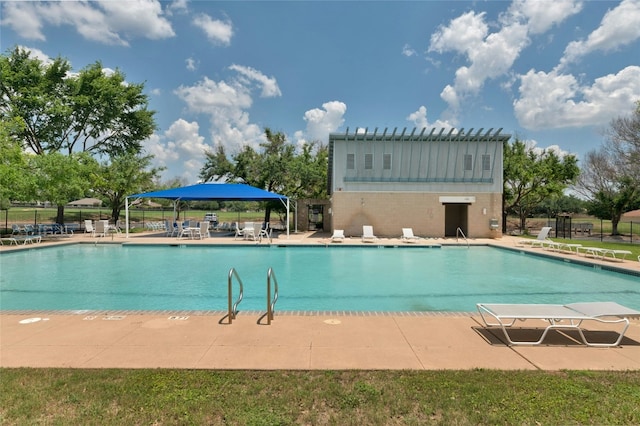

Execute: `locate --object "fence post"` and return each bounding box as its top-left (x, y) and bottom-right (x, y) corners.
top-left (600, 219), bottom-right (603, 242)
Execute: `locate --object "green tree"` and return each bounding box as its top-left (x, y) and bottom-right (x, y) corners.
top-left (0, 118), bottom-right (35, 207)
top-left (30, 152), bottom-right (99, 212)
top-left (1, 46), bottom-right (156, 222)
top-left (200, 128), bottom-right (328, 223)
top-left (577, 102), bottom-right (640, 235)
top-left (503, 139), bottom-right (580, 233)
top-left (93, 153), bottom-right (164, 222)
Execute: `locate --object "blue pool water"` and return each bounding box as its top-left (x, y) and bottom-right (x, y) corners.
top-left (1, 245), bottom-right (639, 312)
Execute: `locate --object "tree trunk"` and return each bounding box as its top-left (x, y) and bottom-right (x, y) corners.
top-left (611, 214), bottom-right (621, 236)
top-left (56, 205), bottom-right (65, 225)
top-left (263, 206), bottom-right (272, 228)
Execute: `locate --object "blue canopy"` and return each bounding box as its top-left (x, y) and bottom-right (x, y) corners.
top-left (125, 183), bottom-right (290, 237)
top-left (129, 183), bottom-right (287, 201)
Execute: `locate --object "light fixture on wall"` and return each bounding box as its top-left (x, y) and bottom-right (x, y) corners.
top-left (482, 208), bottom-right (487, 215)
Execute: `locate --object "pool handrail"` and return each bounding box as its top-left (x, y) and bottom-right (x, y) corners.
top-left (456, 227), bottom-right (469, 248)
top-left (227, 267), bottom-right (244, 324)
top-left (266, 267), bottom-right (279, 325)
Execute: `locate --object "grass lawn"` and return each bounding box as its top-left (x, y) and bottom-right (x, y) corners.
top-left (2, 369), bottom-right (640, 425)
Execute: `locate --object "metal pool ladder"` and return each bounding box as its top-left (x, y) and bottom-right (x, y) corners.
top-left (456, 227), bottom-right (469, 248)
top-left (227, 267), bottom-right (244, 324)
top-left (266, 267), bottom-right (279, 325)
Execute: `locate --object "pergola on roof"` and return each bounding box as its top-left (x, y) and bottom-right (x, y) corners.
top-left (329, 127), bottom-right (511, 142)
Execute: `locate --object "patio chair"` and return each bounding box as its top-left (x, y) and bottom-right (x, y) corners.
top-left (476, 301), bottom-right (640, 347)
top-left (362, 225), bottom-right (377, 243)
top-left (330, 229), bottom-right (345, 242)
top-left (257, 223), bottom-right (271, 242)
top-left (177, 222), bottom-right (193, 239)
top-left (517, 226), bottom-right (552, 248)
top-left (401, 228), bottom-right (420, 243)
top-left (193, 221), bottom-right (210, 240)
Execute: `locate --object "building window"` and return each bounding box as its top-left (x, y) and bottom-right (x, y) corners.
top-left (364, 153), bottom-right (373, 170)
top-left (346, 153), bottom-right (355, 170)
top-left (383, 153), bottom-right (392, 170)
top-left (463, 154), bottom-right (473, 171)
top-left (482, 154), bottom-right (491, 171)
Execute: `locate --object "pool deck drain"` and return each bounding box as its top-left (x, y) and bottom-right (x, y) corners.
top-left (2, 233), bottom-right (640, 370)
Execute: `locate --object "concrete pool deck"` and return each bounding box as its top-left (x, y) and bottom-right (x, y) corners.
top-left (1, 231), bottom-right (639, 370)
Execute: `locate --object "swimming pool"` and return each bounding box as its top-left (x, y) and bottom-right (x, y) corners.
top-left (1, 245), bottom-right (639, 312)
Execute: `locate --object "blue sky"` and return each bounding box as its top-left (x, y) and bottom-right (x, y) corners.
top-left (2, 0), bottom-right (640, 183)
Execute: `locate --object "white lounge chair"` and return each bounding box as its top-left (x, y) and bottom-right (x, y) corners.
top-left (330, 229), bottom-right (345, 242)
top-left (578, 247), bottom-right (632, 261)
top-left (362, 225), bottom-right (377, 243)
top-left (84, 220), bottom-right (95, 237)
top-left (401, 228), bottom-right (420, 243)
top-left (477, 301), bottom-right (640, 347)
top-left (518, 226), bottom-right (552, 248)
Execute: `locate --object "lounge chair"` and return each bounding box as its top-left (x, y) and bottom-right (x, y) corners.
top-left (477, 301), bottom-right (640, 347)
top-left (544, 242), bottom-right (582, 253)
top-left (84, 220), bottom-right (95, 236)
top-left (401, 228), bottom-right (420, 243)
top-left (577, 247), bottom-right (632, 262)
top-left (517, 226), bottom-right (552, 248)
top-left (362, 225), bottom-right (377, 243)
top-left (330, 229), bottom-right (345, 242)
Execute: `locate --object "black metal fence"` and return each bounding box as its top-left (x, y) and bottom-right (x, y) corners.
top-left (547, 217), bottom-right (640, 244)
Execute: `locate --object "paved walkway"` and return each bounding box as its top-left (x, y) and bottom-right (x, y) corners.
top-left (2, 231), bottom-right (639, 370)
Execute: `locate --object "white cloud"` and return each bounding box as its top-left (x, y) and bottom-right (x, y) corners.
top-left (193, 13), bottom-right (233, 46)
top-left (428, 1), bottom-right (580, 116)
top-left (524, 139), bottom-right (573, 158)
top-left (402, 44), bottom-right (417, 57)
top-left (406, 106), bottom-right (455, 130)
top-left (186, 57), bottom-right (197, 71)
top-left (1, 2), bottom-right (46, 41)
top-left (175, 77), bottom-right (253, 112)
top-left (17, 46), bottom-right (52, 65)
top-left (143, 119), bottom-right (209, 183)
top-left (173, 66), bottom-right (281, 158)
top-left (1, 0), bottom-right (175, 46)
top-left (167, 0), bottom-right (189, 16)
top-left (559, 0), bottom-right (640, 69)
top-left (294, 101), bottom-right (347, 146)
top-left (514, 66), bottom-right (640, 129)
top-left (429, 11), bottom-right (488, 55)
top-left (229, 64), bottom-right (282, 98)
top-left (505, 0), bottom-right (583, 35)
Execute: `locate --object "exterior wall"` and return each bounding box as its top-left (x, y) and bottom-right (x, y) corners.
top-left (331, 191), bottom-right (502, 238)
top-left (328, 128), bottom-right (509, 239)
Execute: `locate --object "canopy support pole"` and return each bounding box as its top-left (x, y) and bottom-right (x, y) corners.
top-left (125, 197), bottom-right (130, 238)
